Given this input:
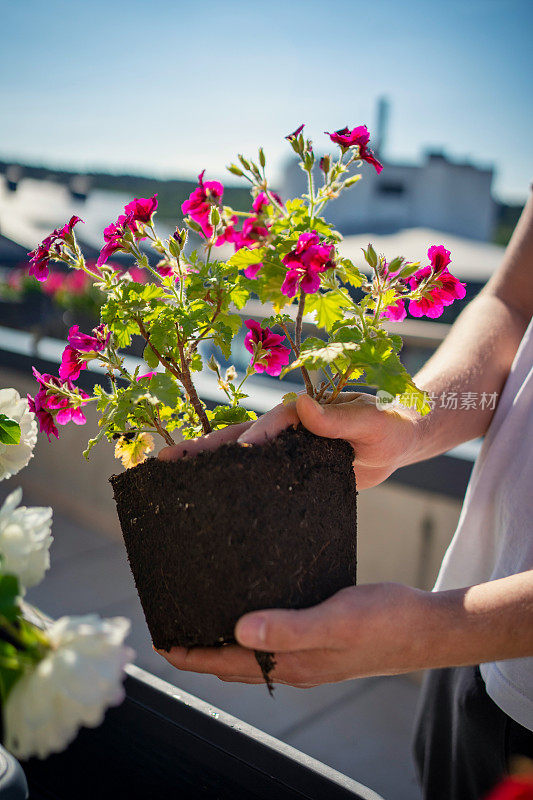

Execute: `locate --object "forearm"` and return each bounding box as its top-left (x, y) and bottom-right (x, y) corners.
top-left (405, 193), bottom-right (533, 465)
top-left (416, 571), bottom-right (533, 670)
top-left (405, 292), bottom-right (529, 463)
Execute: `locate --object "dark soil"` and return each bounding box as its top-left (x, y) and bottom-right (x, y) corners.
top-left (110, 426), bottom-right (357, 689)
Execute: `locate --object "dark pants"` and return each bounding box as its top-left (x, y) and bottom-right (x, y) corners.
top-left (413, 665), bottom-right (533, 800)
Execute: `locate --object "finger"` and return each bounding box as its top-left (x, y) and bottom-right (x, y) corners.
top-left (237, 401), bottom-right (300, 445)
top-left (158, 421), bottom-right (253, 461)
top-left (156, 644), bottom-right (260, 676)
top-left (235, 604), bottom-right (336, 652)
top-left (296, 393), bottom-right (374, 444)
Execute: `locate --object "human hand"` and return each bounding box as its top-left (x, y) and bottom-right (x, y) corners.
top-left (158, 420), bottom-right (254, 461)
top-left (157, 582), bottom-right (434, 686)
top-left (236, 393), bottom-right (420, 490)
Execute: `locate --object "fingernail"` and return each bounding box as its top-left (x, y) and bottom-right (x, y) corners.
top-left (237, 432), bottom-right (253, 445)
top-left (236, 615), bottom-right (266, 647)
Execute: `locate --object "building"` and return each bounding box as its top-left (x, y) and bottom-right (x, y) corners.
top-left (281, 98), bottom-right (496, 242)
top-left (282, 149), bottom-right (495, 241)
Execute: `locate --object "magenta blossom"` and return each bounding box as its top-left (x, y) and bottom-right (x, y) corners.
top-left (215, 215), bottom-right (239, 247)
top-left (244, 262), bottom-right (263, 279)
top-left (181, 171), bottom-right (224, 239)
top-left (325, 125), bottom-right (383, 174)
top-left (381, 299), bottom-right (407, 322)
top-left (68, 323), bottom-right (109, 353)
top-left (97, 217), bottom-right (131, 268)
top-left (136, 372), bottom-right (157, 381)
top-left (29, 368), bottom-right (88, 439)
top-left (285, 124), bottom-right (305, 141)
top-left (252, 191), bottom-right (283, 213)
top-left (428, 244), bottom-right (451, 273)
top-left (244, 320), bottom-right (291, 377)
top-left (28, 216), bottom-right (84, 282)
top-left (123, 195), bottom-right (158, 225)
top-left (27, 393), bottom-right (58, 442)
top-left (59, 324), bottom-right (109, 380)
top-left (281, 231), bottom-right (335, 298)
top-left (233, 217), bottom-right (269, 251)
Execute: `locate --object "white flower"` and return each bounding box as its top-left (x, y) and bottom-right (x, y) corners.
top-left (4, 615), bottom-right (134, 760)
top-left (0, 389), bottom-right (38, 481)
top-left (0, 488), bottom-right (53, 591)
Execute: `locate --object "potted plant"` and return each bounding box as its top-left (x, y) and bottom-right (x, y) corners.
top-left (24, 123), bottom-right (466, 688)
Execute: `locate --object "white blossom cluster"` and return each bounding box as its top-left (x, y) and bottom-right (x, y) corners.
top-left (0, 388), bottom-right (134, 761)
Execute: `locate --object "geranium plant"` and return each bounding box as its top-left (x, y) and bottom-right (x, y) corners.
top-left (25, 123), bottom-right (466, 466)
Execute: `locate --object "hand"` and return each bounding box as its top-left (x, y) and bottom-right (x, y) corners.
top-left (237, 392), bottom-right (420, 490)
top-left (158, 393), bottom-right (420, 490)
top-left (157, 582), bottom-right (434, 687)
top-left (158, 420), bottom-right (254, 461)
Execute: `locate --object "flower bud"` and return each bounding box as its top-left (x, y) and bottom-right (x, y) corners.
top-left (207, 355), bottom-right (220, 374)
top-left (185, 217), bottom-right (204, 235)
top-left (344, 175), bottom-right (362, 188)
top-left (209, 206), bottom-right (221, 228)
top-left (225, 365), bottom-right (237, 382)
top-left (363, 244), bottom-right (378, 269)
top-left (238, 154), bottom-right (251, 171)
top-left (319, 155), bottom-right (330, 173)
top-left (258, 148), bottom-right (266, 168)
top-left (227, 164), bottom-right (244, 177)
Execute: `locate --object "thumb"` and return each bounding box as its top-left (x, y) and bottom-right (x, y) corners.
top-left (235, 605), bottom-right (331, 652)
top-left (296, 393), bottom-right (361, 441)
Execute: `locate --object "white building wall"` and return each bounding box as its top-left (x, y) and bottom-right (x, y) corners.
top-left (280, 152), bottom-right (495, 241)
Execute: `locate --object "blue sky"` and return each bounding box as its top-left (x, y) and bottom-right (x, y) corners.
top-left (1, 0), bottom-right (531, 202)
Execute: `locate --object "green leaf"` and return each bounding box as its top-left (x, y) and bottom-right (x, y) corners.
top-left (305, 291), bottom-right (352, 331)
top-left (281, 337), bottom-right (361, 376)
top-left (149, 373), bottom-right (181, 408)
top-left (0, 574), bottom-right (20, 623)
top-left (208, 405), bottom-right (257, 428)
top-left (227, 247), bottom-right (265, 269)
top-left (338, 259), bottom-right (364, 289)
top-left (0, 415), bottom-right (21, 446)
top-left (143, 343), bottom-right (159, 369)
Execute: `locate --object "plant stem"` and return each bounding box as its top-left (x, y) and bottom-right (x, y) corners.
top-left (151, 413), bottom-right (175, 446)
top-left (176, 334), bottom-right (212, 435)
top-left (294, 291), bottom-right (314, 397)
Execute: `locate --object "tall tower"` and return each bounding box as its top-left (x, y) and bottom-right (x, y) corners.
top-left (375, 97), bottom-right (390, 160)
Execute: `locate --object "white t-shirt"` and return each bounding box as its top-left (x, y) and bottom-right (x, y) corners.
top-left (434, 316), bottom-right (533, 731)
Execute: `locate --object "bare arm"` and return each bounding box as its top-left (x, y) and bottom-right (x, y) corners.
top-left (158, 571), bottom-right (533, 685)
top-left (409, 192), bottom-right (533, 462)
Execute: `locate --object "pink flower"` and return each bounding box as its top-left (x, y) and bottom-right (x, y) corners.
top-left (181, 171), bottom-right (224, 239)
top-left (59, 346), bottom-right (87, 381)
top-left (244, 319), bottom-right (291, 377)
top-left (233, 217), bottom-right (269, 250)
top-left (59, 215), bottom-right (83, 239)
top-left (28, 216), bottom-right (84, 282)
top-left (244, 262), bottom-right (263, 279)
top-left (41, 270), bottom-right (65, 296)
top-left (67, 324), bottom-right (109, 353)
top-left (285, 124), bottom-right (304, 141)
top-left (381, 299), bottom-right (407, 321)
top-left (29, 368), bottom-right (89, 439)
top-left (427, 244), bottom-right (451, 273)
top-left (281, 231), bottom-right (335, 297)
top-left (123, 195), bottom-right (157, 225)
top-left (136, 372), bottom-right (156, 381)
top-left (325, 125), bottom-right (383, 174)
top-left (434, 268), bottom-right (466, 305)
top-left (407, 249), bottom-right (465, 318)
top-left (215, 215), bottom-right (239, 247)
top-left (63, 270), bottom-right (90, 295)
top-left (27, 393), bottom-right (58, 442)
top-left (252, 191), bottom-right (283, 213)
top-left (127, 266), bottom-right (147, 283)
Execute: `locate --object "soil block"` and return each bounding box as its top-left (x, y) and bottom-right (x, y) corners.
top-left (110, 426), bottom-right (357, 689)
